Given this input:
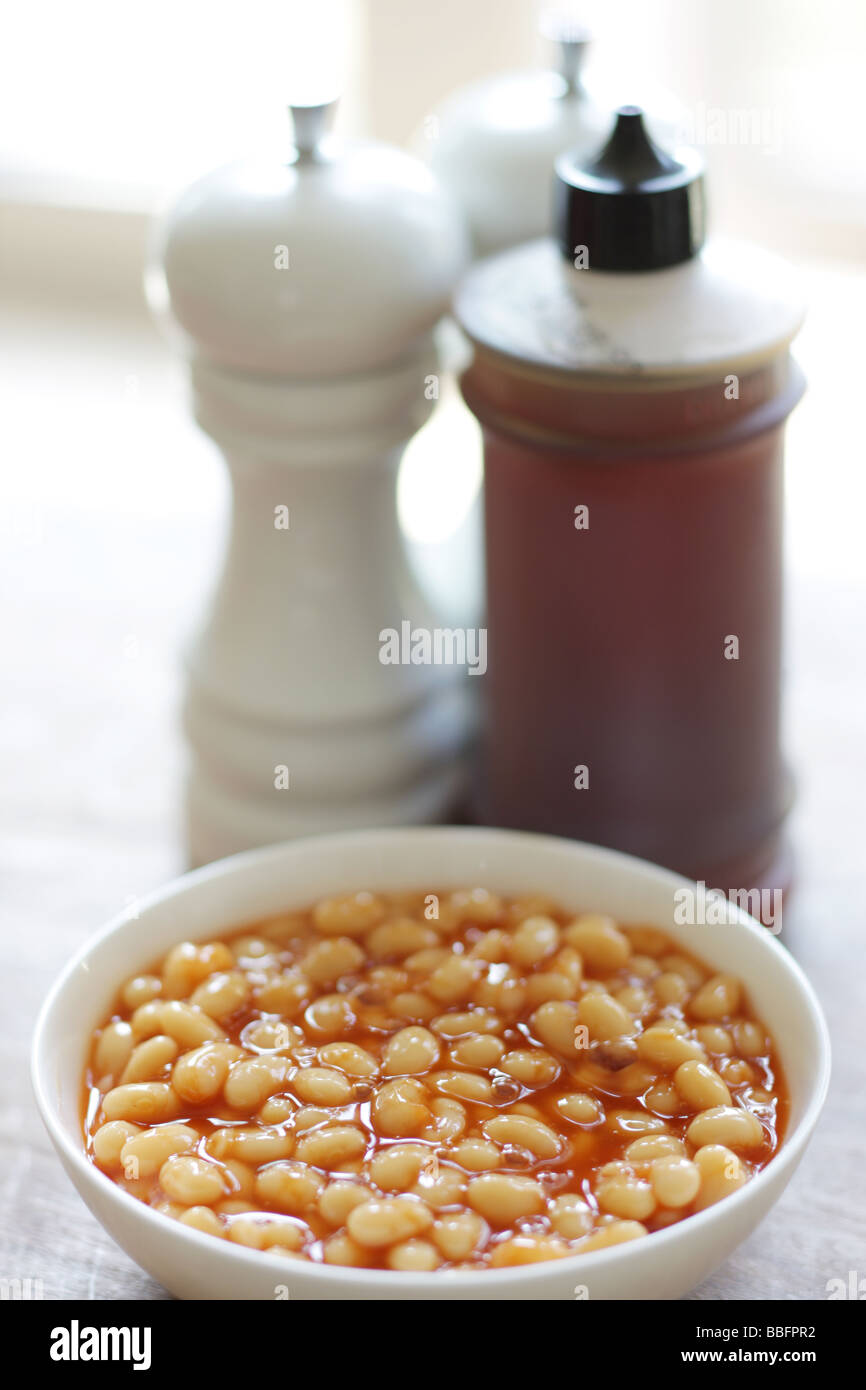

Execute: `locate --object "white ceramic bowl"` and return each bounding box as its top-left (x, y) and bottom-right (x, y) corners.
top-left (32, 827), bottom-right (830, 1300)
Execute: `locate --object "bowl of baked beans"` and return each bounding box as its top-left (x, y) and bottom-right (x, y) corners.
top-left (33, 827), bottom-right (829, 1300)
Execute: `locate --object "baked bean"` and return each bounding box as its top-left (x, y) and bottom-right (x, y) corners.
top-left (549, 1193), bottom-right (593, 1239)
top-left (500, 1048), bottom-right (559, 1087)
top-left (120, 1034), bottom-right (179, 1084)
top-left (347, 1196), bottom-right (433, 1247)
top-left (120, 1124), bottom-right (198, 1179)
top-left (693, 1143), bottom-right (748, 1209)
top-left (467, 1173), bottom-right (545, 1225)
top-left (525, 971), bottom-right (575, 1006)
top-left (254, 970), bottom-right (310, 1017)
top-left (636, 1026), bottom-right (706, 1071)
top-left (450, 1138), bottom-right (502, 1171)
top-left (102, 1082), bottom-right (180, 1124)
top-left (576, 1221), bottom-right (648, 1251)
top-left (95, 1021), bottom-right (134, 1080)
top-left (189, 971), bottom-right (249, 1020)
top-left (689, 974), bottom-right (742, 1022)
top-left (429, 1070), bottom-right (494, 1104)
top-left (293, 1066), bottom-right (354, 1106)
top-left (318, 1042), bottom-right (378, 1077)
top-left (447, 888), bottom-right (503, 925)
top-left (322, 1234), bottom-right (368, 1266)
top-left (258, 1096), bottom-right (295, 1124)
top-left (450, 1035), bottom-right (505, 1069)
top-left (577, 992), bottom-right (634, 1042)
top-left (224, 1056), bottom-right (291, 1110)
top-left (222, 1159), bottom-right (257, 1198)
top-left (368, 1144), bottom-right (429, 1191)
top-left (556, 1093), bottom-right (605, 1125)
top-left (318, 1181), bottom-right (374, 1226)
top-left (420, 1096), bottom-right (466, 1143)
top-left (624, 1134), bottom-right (684, 1164)
top-left (489, 1236), bottom-right (571, 1266)
top-left (92, 1120), bottom-right (140, 1168)
top-left (654, 971), bottom-right (690, 1006)
top-left (255, 1160), bottom-right (324, 1213)
top-left (295, 1125), bottom-right (367, 1167)
top-left (411, 1163), bottom-right (467, 1209)
top-left (85, 893), bottom-right (784, 1271)
top-left (293, 1106), bottom-right (331, 1131)
top-left (121, 975), bottom-right (162, 1011)
top-left (431, 1009), bottom-right (501, 1038)
top-left (473, 971), bottom-right (526, 1016)
top-left (643, 1079), bottom-right (683, 1117)
top-left (733, 1020), bottom-right (768, 1057)
top-left (659, 953), bottom-right (706, 989)
top-left (302, 937), bottom-right (365, 987)
top-left (531, 1000), bottom-right (581, 1057)
top-left (696, 1025), bottom-right (733, 1054)
top-left (433, 1211), bottom-right (487, 1260)
top-left (228, 1215), bottom-right (306, 1251)
top-left (484, 1114), bottom-right (561, 1158)
top-left (427, 957), bottom-right (478, 1005)
top-left (209, 1127), bottom-right (294, 1164)
top-left (596, 1162), bottom-right (656, 1220)
top-left (382, 1026), bottom-right (440, 1076)
top-left (389, 991), bottom-right (437, 1022)
top-left (468, 929), bottom-right (511, 962)
top-left (717, 1057), bottom-right (756, 1086)
top-left (625, 926), bottom-right (671, 956)
top-left (160, 1153), bottom-right (228, 1206)
top-left (686, 1106), bottom-right (764, 1150)
top-left (130, 1000), bottom-right (167, 1042)
top-left (564, 915), bottom-right (631, 971)
top-left (160, 1001), bottom-right (226, 1048)
top-left (607, 1109), bottom-right (669, 1136)
top-left (674, 1060), bottom-right (732, 1110)
top-left (510, 915), bottom-right (559, 968)
top-left (179, 1206), bottom-right (224, 1237)
top-left (372, 1079), bottom-right (430, 1137)
top-left (387, 1239), bottom-right (442, 1271)
top-left (651, 1155), bottom-right (701, 1208)
top-left (366, 920), bottom-right (438, 960)
top-left (172, 1043), bottom-right (238, 1104)
top-left (313, 892), bottom-right (385, 936)
top-left (304, 994), bottom-right (355, 1037)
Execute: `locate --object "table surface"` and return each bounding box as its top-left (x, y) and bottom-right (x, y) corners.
top-left (2, 265), bottom-right (864, 1302)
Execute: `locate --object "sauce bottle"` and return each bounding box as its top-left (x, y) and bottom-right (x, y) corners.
top-left (455, 108), bottom-right (805, 914)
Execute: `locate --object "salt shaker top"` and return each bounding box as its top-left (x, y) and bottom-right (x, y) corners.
top-left (425, 17), bottom-right (680, 259)
top-left (153, 100), bottom-right (469, 378)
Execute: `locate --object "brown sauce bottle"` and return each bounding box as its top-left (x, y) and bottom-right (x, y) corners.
top-left (456, 109), bottom-right (805, 918)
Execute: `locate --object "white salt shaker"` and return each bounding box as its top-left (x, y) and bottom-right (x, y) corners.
top-left (426, 20), bottom-right (682, 258)
top-left (150, 101), bottom-right (471, 865)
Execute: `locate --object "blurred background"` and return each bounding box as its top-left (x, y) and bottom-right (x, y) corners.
top-left (2, 0), bottom-right (864, 1299)
top-left (2, 0), bottom-right (864, 881)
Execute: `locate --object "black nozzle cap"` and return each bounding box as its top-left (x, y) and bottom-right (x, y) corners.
top-left (555, 106), bottom-right (705, 272)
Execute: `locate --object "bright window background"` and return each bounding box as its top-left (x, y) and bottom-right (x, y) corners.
top-left (1, 0), bottom-right (864, 608)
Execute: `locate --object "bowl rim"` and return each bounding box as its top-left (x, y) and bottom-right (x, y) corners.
top-left (31, 825), bottom-right (832, 1295)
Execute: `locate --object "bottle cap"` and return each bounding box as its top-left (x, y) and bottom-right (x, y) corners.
top-left (555, 105), bottom-right (705, 271)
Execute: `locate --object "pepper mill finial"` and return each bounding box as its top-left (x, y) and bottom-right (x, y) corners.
top-left (289, 99), bottom-right (337, 162)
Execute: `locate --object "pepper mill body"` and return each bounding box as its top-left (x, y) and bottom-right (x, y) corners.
top-left (151, 108), bottom-right (471, 864)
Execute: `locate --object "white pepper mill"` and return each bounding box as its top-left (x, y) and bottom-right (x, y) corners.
top-left (150, 101), bottom-right (472, 866)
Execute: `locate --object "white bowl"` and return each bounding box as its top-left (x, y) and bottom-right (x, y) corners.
top-left (32, 827), bottom-right (830, 1300)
